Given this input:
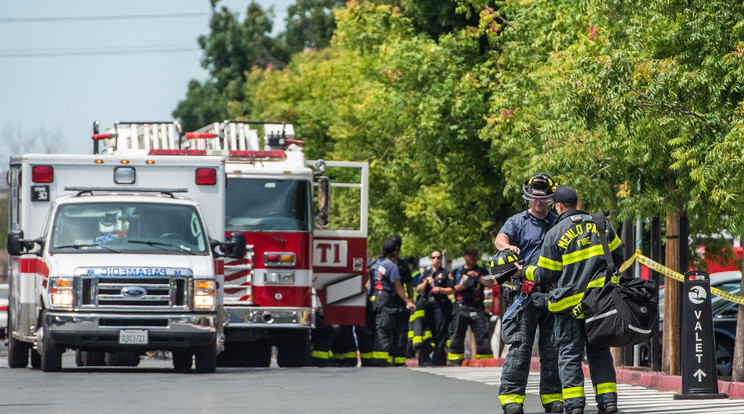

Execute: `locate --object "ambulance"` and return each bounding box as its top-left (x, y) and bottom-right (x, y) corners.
top-left (6, 153), bottom-right (245, 372)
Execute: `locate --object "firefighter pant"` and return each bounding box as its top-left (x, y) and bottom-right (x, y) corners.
top-left (424, 297), bottom-right (452, 366)
top-left (372, 290), bottom-right (409, 366)
top-left (356, 291), bottom-right (376, 366)
top-left (332, 325), bottom-right (358, 366)
top-left (499, 291), bottom-right (561, 410)
top-left (311, 315), bottom-right (336, 367)
top-left (554, 314), bottom-right (617, 413)
top-left (447, 302), bottom-right (493, 364)
top-left (410, 296), bottom-right (429, 351)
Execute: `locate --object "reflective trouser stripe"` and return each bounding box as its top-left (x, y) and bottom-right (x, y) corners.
top-left (540, 393), bottom-right (563, 405)
top-left (311, 350), bottom-right (331, 360)
top-left (372, 351), bottom-right (389, 361)
top-left (410, 310), bottom-right (424, 321)
top-left (408, 330), bottom-right (415, 339)
top-left (393, 357), bottom-right (406, 365)
top-left (563, 386), bottom-right (585, 399)
top-left (499, 394), bottom-right (525, 406)
top-left (423, 330), bottom-right (432, 340)
top-left (448, 352), bottom-right (464, 361)
top-left (359, 352), bottom-right (373, 360)
top-left (475, 353), bottom-right (494, 359)
top-left (412, 336), bottom-right (423, 345)
top-left (595, 382), bottom-right (617, 395)
top-left (336, 351), bottom-right (358, 360)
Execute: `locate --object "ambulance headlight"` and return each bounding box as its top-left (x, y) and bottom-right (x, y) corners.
top-left (50, 277), bottom-right (74, 308)
top-left (194, 280), bottom-right (215, 310)
top-left (265, 271), bottom-right (295, 284)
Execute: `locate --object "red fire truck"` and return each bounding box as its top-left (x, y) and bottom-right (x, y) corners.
top-left (92, 120), bottom-right (369, 367)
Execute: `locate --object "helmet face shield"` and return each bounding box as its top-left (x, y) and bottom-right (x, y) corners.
top-left (522, 173), bottom-right (557, 203)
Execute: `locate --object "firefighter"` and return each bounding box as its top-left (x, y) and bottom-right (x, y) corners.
top-left (522, 186), bottom-right (622, 414)
top-left (416, 249), bottom-right (454, 366)
top-left (447, 248), bottom-right (494, 365)
top-left (370, 239), bottom-right (416, 366)
top-left (495, 173), bottom-right (562, 414)
top-left (405, 255), bottom-right (426, 359)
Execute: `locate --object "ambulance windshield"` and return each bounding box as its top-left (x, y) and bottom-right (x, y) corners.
top-left (50, 202), bottom-right (209, 255)
top-left (225, 178), bottom-right (311, 232)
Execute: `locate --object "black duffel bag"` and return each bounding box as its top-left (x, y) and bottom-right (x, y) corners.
top-left (581, 276), bottom-right (658, 347)
top-left (578, 212), bottom-right (658, 347)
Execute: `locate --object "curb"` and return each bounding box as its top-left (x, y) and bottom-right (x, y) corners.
top-left (409, 357), bottom-right (744, 399)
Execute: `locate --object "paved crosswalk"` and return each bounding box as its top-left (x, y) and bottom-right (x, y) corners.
top-left (413, 366), bottom-right (744, 414)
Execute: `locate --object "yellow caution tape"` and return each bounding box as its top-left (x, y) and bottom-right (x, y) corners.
top-left (626, 250), bottom-right (744, 306)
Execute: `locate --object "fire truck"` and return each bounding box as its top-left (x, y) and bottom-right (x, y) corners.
top-left (6, 152), bottom-right (246, 372)
top-left (92, 121), bottom-right (369, 367)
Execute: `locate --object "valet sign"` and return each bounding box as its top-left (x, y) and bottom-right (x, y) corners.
top-left (675, 270), bottom-right (726, 400)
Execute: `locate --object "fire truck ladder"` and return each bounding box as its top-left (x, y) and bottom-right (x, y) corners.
top-left (92, 121), bottom-right (182, 155)
top-left (184, 120), bottom-right (300, 153)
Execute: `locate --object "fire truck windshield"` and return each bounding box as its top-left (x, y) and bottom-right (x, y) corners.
top-left (50, 202), bottom-right (210, 255)
top-left (225, 178), bottom-right (311, 232)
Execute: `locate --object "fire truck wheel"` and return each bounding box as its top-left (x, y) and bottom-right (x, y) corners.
top-left (105, 351), bottom-right (140, 367)
top-left (7, 335), bottom-right (30, 368)
top-left (172, 349), bottom-right (193, 371)
top-left (30, 350), bottom-right (41, 369)
top-left (194, 344), bottom-right (217, 373)
top-left (40, 333), bottom-right (62, 372)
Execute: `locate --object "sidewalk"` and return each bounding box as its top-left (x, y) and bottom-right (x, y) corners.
top-left (407, 356), bottom-right (744, 399)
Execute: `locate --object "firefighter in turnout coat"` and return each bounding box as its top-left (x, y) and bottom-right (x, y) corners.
top-left (522, 187), bottom-right (622, 414)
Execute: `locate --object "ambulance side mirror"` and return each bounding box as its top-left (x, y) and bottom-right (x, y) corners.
top-left (315, 176), bottom-right (330, 229)
top-left (227, 232), bottom-right (247, 259)
top-left (7, 230), bottom-right (25, 256)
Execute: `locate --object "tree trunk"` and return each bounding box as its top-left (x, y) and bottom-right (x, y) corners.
top-left (663, 214), bottom-right (679, 375)
top-left (732, 244), bottom-right (744, 382)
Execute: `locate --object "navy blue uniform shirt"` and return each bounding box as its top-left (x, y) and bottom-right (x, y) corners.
top-left (498, 210), bottom-right (558, 267)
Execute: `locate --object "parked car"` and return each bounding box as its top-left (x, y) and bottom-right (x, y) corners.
top-left (0, 283), bottom-right (8, 339)
top-left (641, 271), bottom-right (740, 377)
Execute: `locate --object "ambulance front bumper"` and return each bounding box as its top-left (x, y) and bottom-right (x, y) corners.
top-left (43, 311), bottom-right (218, 350)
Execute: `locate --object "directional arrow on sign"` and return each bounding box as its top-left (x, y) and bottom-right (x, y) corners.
top-left (693, 369), bottom-right (707, 382)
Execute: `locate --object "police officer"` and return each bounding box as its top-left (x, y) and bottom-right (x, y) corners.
top-left (370, 239), bottom-right (416, 366)
top-left (495, 173), bottom-right (562, 414)
top-left (416, 249), bottom-right (454, 366)
top-left (522, 186), bottom-right (622, 414)
top-left (447, 248), bottom-right (494, 365)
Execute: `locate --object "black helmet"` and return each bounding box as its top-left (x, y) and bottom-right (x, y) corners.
top-left (489, 249), bottom-right (522, 284)
top-left (522, 173), bottom-right (557, 201)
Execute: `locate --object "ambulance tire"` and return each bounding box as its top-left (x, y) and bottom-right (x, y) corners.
top-left (194, 344), bottom-right (217, 373)
top-left (40, 332), bottom-right (62, 372)
top-left (31, 350), bottom-right (41, 369)
top-left (7, 335), bottom-right (29, 368)
top-left (276, 329), bottom-right (311, 367)
top-left (106, 351), bottom-right (140, 367)
top-left (172, 349), bottom-right (193, 372)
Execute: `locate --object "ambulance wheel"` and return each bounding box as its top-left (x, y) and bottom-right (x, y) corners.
top-left (172, 349), bottom-right (192, 372)
top-left (30, 350), bottom-right (41, 369)
top-left (277, 329), bottom-right (310, 367)
top-left (194, 344), bottom-right (217, 373)
top-left (40, 333), bottom-right (62, 372)
top-left (8, 335), bottom-right (29, 368)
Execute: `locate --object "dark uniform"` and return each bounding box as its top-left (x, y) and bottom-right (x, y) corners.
top-left (447, 265), bottom-right (493, 365)
top-left (524, 208), bottom-right (622, 414)
top-left (371, 258), bottom-right (409, 366)
top-left (498, 210), bottom-right (562, 411)
top-left (419, 266), bottom-right (453, 366)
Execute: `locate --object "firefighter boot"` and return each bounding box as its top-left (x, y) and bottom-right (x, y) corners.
top-left (599, 403), bottom-right (617, 414)
top-left (565, 408), bottom-right (584, 414)
top-left (544, 401), bottom-right (563, 413)
top-left (503, 403), bottom-right (524, 414)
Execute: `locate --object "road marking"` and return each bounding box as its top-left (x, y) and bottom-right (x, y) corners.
top-left (412, 366), bottom-right (744, 414)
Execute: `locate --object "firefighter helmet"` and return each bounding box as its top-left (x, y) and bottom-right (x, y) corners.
top-left (522, 173), bottom-right (557, 201)
top-left (489, 249), bottom-right (522, 284)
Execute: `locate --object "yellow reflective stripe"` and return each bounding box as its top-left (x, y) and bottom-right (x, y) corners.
top-left (336, 352), bottom-right (358, 360)
top-left (393, 357), bottom-right (406, 364)
top-left (587, 277), bottom-right (607, 289)
top-left (412, 310), bottom-right (425, 319)
top-left (408, 330), bottom-right (414, 339)
top-left (412, 336), bottom-right (423, 345)
top-left (359, 352), bottom-right (373, 359)
top-left (372, 351), bottom-right (389, 360)
top-left (475, 353), bottom-right (494, 359)
top-left (548, 291), bottom-right (584, 312)
top-left (537, 256), bottom-right (563, 271)
top-left (563, 386), bottom-right (585, 399)
top-left (498, 394), bottom-right (525, 405)
top-left (540, 393), bottom-right (562, 404)
top-left (609, 235), bottom-right (621, 250)
top-left (423, 330), bottom-right (432, 340)
top-left (562, 244), bottom-right (605, 265)
top-left (524, 265), bottom-right (536, 281)
top-left (448, 353), bottom-right (464, 361)
top-left (595, 382), bottom-right (617, 395)
top-left (311, 350), bottom-right (331, 359)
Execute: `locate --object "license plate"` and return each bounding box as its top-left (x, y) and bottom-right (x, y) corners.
top-left (119, 329), bottom-right (148, 345)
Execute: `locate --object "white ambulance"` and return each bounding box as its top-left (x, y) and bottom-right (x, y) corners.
top-left (6, 153), bottom-right (245, 372)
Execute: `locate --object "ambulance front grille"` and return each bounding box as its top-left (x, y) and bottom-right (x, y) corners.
top-left (80, 276), bottom-right (189, 309)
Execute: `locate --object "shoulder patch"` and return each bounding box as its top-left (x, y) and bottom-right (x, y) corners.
top-left (378, 266), bottom-right (387, 275)
top-left (570, 215), bottom-right (582, 223)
